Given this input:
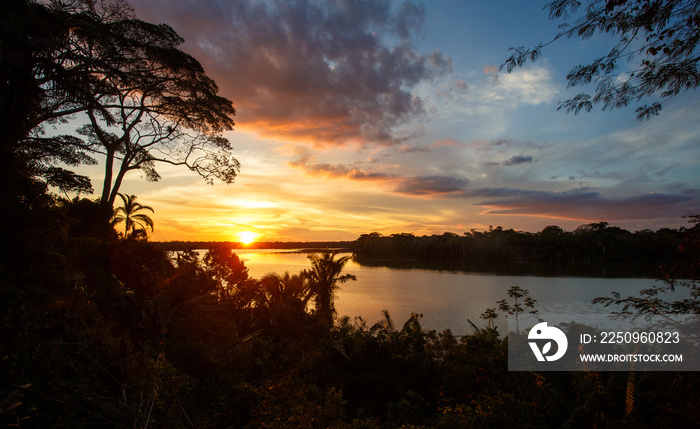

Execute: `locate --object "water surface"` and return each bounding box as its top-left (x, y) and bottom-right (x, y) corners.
top-left (237, 250), bottom-right (667, 335)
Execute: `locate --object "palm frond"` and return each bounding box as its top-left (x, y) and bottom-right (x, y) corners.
top-left (111, 193), bottom-right (155, 238)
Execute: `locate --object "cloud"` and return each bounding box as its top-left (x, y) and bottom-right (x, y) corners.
top-left (470, 137), bottom-right (539, 153)
top-left (502, 154), bottom-right (533, 166)
top-left (131, 0), bottom-right (452, 147)
top-left (394, 1), bottom-right (425, 39)
top-left (289, 152), bottom-right (393, 181)
top-left (484, 153), bottom-right (534, 168)
top-left (289, 152), bottom-right (470, 196)
top-left (470, 187), bottom-right (699, 222)
top-left (396, 144), bottom-right (431, 154)
top-left (393, 176), bottom-right (470, 196)
top-left (430, 138), bottom-right (459, 148)
top-left (436, 79), bottom-right (469, 99)
top-left (476, 65), bottom-right (558, 106)
top-left (289, 151), bottom-right (698, 222)
top-left (483, 65), bottom-right (498, 76)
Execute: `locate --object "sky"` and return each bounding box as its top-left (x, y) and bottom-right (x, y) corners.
top-left (81, 0), bottom-right (700, 242)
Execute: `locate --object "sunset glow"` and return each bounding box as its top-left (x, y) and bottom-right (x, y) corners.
top-left (237, 231), bottom-right (258, 245)
top-left (85, 0), bottom-right (698, 242)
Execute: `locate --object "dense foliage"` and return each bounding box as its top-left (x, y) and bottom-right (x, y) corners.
top-left (352, 223), bottom-right (695, 277)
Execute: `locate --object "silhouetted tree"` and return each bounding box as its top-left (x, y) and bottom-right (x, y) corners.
top-left (304, 251), bottom-right (357, 329)
top-left (480, 307), bottom-right (498, 329)
top-left (0, 0), bottom-right (98, 264)
top-left (258, 272), bottom-right (310, 337)
top-left (260, 272), bottom-right (309, 312)
top-left (58, 197), bottom-right (117, 240)
top-left (1, 0), bottom-right (238, 209)
top-left (203, 244), bottom-right (258, 305)
top-left (497, 285), bottom-right (538, 333)
top-left (65, 1), bottom-right (238, 207)
top-left (594, 214), bottom-right (700, 315)
top-left (111, 193), bottom-right (154, 239)
top-left (0, 1), bottom-right (129, 196)
top-left (503, 0), bottom-right (700, 119)
top-left (1, 1), bottom-right (94, 163)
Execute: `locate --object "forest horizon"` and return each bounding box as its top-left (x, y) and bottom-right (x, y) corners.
top-left (152, 218), bottom-right (696, 278)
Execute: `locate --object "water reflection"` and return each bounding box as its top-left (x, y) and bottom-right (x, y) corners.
top-left (236, 250), bottom-right (664, 335)
top-left (353, 256), bottom-right (658, 278)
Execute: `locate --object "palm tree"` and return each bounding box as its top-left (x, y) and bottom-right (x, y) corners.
top-left (260, 271), bottom-right (308, 312)
top-left (112, 193), bottom-right (154, 239)
top-left (303, 251), bottom-right (356, 328)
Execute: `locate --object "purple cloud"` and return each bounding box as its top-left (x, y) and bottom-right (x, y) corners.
top-left (131, 0), bottom-right (452, 146)
top-left (392, 176), bottom-right (470, 195)
top-left (471, 187), bottom-right (699, 221)
top-left (290, 149), bottom-right (698, 221)
top-left (502, 154), bottom-right (533, 166)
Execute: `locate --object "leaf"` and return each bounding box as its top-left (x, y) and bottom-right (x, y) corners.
top-left (542, 341), bottom-right (552, 355)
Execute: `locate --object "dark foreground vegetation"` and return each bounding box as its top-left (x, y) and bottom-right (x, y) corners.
top-left (2, 199), bottom-right (700, 427)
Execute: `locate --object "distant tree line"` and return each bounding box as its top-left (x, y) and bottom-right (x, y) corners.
top-left (352, 221), bottom-right (697, 278)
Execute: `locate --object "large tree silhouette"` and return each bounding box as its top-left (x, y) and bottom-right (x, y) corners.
top-left (68, 1), bottom-right (238, 207)
top-left (1, 0), bottom-right (238, 209)
top-left (0, 0), bottom-right (101, 264)
top-left (503, 0), bottom-right (700, 119)
top-left (63, 1), bottom-right (238, 207)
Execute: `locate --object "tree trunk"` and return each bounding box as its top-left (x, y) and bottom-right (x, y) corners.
top-left (101, 148), bottom-right (115, 208)
top-left (108, 161), bottom-right (129, 208)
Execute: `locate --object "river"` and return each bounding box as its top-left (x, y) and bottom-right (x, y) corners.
top-left (234, 249), bottom-right (671, 335)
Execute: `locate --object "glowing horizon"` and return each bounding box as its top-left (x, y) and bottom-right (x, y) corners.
top-left (78, 0), bottom-right (698, 243)
top-left (237, 231), bottom-right (258, 245)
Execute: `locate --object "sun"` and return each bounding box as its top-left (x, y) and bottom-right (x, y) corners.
top-left (237, 231), bottom-right (258, 245)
